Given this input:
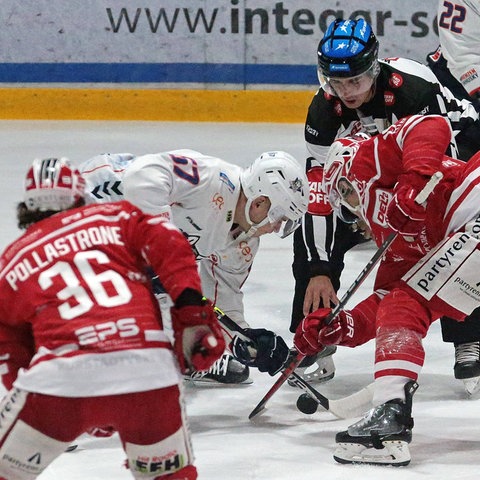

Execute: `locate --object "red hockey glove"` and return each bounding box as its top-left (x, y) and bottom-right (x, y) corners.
top-left (386, 181), bottom-right (427, 236)
top-left (171, 300), bottom-right (226, 374)
top-left (294, 308), bottom-right (355, 356)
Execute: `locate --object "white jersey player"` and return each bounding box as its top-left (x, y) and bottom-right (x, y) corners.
top-left (79, 149), bottom-right (309, 384)
top-left (438, 0), bottom-right (480, 100)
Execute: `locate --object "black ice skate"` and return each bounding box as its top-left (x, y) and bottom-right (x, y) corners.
top-left (333, 381), bottom-right (418, 466)
top-left (454, 342), bottom-right (480, 395)
top-left (185, 353), bottom-right (252, 386)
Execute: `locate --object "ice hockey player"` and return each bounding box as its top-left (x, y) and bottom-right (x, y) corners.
top-left (79, 149), bottom-right (309, 384)
top-left (0, 157), bottom-right (226, 479)
top-left (427, 0), bottom-right (480, 109)
top-left (294, 114), bottom-right (480, 466)
top-left (292, 17), bottom-right (480, 393)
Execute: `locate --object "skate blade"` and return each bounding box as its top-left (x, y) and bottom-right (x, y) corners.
top-left (184, 377), bottom-right (253, 387)
top-left (289, 361), bottom-right (335, 386)
top-left (302, 371), bottom-right (335, 384)
top-left (463, 376), bottom-right (480, 396)
top-left (333, 439), bottom-right (411, 466)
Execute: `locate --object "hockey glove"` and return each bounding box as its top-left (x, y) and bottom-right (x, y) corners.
top-left (230, 328), bottom-right (289, 376)
top-left (171, 299), bottom-right (226, 374)
top-left (294, 308), bottom-right (354, 356)
top-left (386, 177), bottom-right (428, 236)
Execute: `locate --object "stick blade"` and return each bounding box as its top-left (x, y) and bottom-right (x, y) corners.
top-left (248, 351), bottom-right (305, 421)
top-left (248, 402), bottom-right (267, 420)
top-left (288, 372), bottom-right (330, 411)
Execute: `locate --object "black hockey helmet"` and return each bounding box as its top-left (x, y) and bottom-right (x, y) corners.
top-left (318, 18), bottom-right (379, 79)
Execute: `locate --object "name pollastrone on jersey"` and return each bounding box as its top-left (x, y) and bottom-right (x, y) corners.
top-left (4, 225), bottom-right (125, 290)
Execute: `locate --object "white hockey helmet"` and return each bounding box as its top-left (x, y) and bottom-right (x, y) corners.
top-left (240, 151), bottom-right (308, 237)
top-left (24, 157), bottom-right (86, 211)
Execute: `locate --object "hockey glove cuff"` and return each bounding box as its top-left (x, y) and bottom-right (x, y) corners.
top-left (230, 328), bottom-right (289, 376)
top-left (171, 299), bottom-right (226, 374)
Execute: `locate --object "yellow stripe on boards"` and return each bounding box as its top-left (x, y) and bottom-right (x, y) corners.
top-left (0, 88), bottom-right (314, 123)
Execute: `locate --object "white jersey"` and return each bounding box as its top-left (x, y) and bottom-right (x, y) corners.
top-left (80, 151), bottom-right (256, 327)
top-left (80, 150), bottom-right (242, 259)
top-left (438, 0), bottom-right (480, 97)
top-left (199, 232), bottom-right (260, 329)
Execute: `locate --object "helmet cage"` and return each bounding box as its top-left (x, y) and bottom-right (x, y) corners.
top-left (266, 205), bottom-right (303, 239)
top-left (24, 157), bottom-right (86, 212)
top-left (322, 139), bottom-right (362, 223)
top-left (318, 61), bottom-right (380, 97)
top-left (241, 151), bottom-right (309, 237)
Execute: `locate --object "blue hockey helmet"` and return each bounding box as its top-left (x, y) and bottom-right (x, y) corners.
top-left (318, 18), bottom-right (379, 87)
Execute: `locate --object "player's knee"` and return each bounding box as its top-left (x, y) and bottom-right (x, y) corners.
top-left (377, 288), bottom-right (430, 333)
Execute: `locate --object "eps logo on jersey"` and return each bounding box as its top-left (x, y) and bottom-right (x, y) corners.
top-left (75, 318), bottom-right (140, 346)
top-left (372, 189), bottom-right (392, 227)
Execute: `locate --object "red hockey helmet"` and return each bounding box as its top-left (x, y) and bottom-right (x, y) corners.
top-left (322, 137), bottom-right (364, 222)
top-left (24, 157), bottom-right (86, 211)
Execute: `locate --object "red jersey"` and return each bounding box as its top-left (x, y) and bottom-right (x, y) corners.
top-left (344, 115), bottom-right (479, 293)
top-left (320, 115), bottom-right (480, 349)
top-left (0, 201), bottom-right (201, 396)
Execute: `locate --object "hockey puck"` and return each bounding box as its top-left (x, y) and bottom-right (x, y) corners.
top-left (296, 393), bottom-right (318, 414)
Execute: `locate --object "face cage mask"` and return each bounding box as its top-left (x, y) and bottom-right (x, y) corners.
top-left (328, 179), bottom-right (362, 225)
top-left (264, 205), bottom-right (302, 238)
top-left (245, 204), bottom-right (301, 239)
top-left (318, 61), bottom-right (379, 97)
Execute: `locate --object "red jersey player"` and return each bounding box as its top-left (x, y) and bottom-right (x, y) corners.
top-left (294, 114), bottom-right (480, 466)
top-left (0, 157), bottom-right (225, 479)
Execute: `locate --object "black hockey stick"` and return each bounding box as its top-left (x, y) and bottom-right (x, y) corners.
top-left (246, 171), bottom-right (444, 420)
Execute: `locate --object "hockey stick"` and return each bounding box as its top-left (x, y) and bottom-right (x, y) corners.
top-left (288, 372), bottom-right (375, 419)
top-left (245, 232), bottom-right (392, 421)
top-left (321, 170), bottom-right (444, 326)
top-left (245, 171), bottom-right (444, 420)
top-left (211, 306), bottom-right (305, 418)
top-left (214, 306), bottom-right (372, 419)
top-left (248, 352), bottom-right (304, 419)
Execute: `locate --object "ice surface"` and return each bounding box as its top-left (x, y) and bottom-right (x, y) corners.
top-left (0, 120), bottom-right (479, 480)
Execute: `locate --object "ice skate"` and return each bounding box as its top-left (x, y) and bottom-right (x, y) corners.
top-left (454, 342), bottom-right (480, 395)
top-left (185, 353), bottom-right (252, 386)
top-left (333, 381), bottom-right (418, 466)
top-left (288, 345), bottom-right (336, 387)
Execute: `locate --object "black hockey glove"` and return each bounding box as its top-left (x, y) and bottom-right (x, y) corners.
top-left (230, 328), bottom-right (289, 376)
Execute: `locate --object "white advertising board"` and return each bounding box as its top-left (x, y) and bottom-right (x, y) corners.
top-left (0, 1), bottom-right (439, 84)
